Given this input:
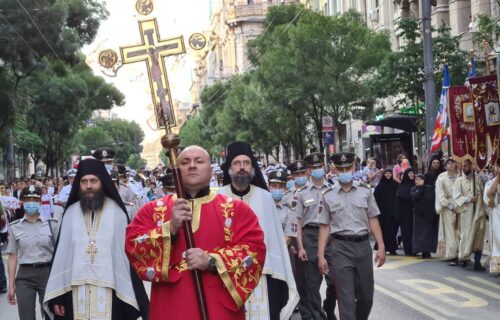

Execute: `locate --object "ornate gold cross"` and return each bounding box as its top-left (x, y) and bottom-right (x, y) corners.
top-left (120, 19), bottom-right (186, 129)
top-left (457, 138), bottom-right (464, 150)
top-left (87, 240), bottom-right (98, 264)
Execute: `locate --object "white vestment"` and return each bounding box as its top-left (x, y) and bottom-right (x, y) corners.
top-left (218, 185), bottom-right (299, 320)
top-left (43, 198), bottom-right (139, 319)
top-left (453, 173), bottom-right (486, 260)
top-left (435, 172), bottom-right (459, 259)
top-left (484, 180), bottom-right (500, 273)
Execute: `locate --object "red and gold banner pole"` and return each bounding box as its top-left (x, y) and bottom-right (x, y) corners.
top-left (161, 132), bottom-right (209, 320)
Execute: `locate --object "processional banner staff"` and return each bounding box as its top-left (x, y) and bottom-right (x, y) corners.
top-left (119, 18), bottom-right (209, 320)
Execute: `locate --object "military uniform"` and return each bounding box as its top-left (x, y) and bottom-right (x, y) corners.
top-left (55, 168), bottom-right (76, 206)
top-left (320, 152), bottom-right (381, 320)
top-left (283, 160), bottom-right (308, 205)
top-left (268, 170), bottom-right (298, 238)
top-left (6, 186), bottom-right (60, 320)
top-left (111, 170), bottom-right (140, 219)
top-left (92, 147), bottom-right (116, 173)
top-left (294, 153), bottom-right (336, 320)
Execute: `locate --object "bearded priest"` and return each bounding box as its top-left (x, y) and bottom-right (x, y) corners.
top-left (43, 159), bottom-right (149, 320)
top-left (219, 141), bottom-right (298, 320)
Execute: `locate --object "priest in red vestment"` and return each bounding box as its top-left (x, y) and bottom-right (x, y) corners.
top-left (126, 146), bottom-right (266, 320)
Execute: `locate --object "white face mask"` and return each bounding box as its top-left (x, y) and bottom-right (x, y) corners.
top-left (105, 164), bottom-right (113, 172)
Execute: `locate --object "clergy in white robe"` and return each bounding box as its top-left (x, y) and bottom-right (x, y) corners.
top-left (453, 160), bottom-right (486, 269)
top-left (219, 141), bottom-right (298, 320)
top-left (435, 158), bottom-right (459, 262)
top-left (484, 168), bottom-right (500, 273)
top-left (43, 159), bottom-right (149, 320)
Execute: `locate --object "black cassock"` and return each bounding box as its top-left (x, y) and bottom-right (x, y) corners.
top-left (374, 175), bottom-right (400, 253)
top-left (411, 185), bottom-right (439, 254)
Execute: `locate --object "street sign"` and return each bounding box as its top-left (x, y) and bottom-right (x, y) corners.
top-left (322, 116), bottom-right (334, 132)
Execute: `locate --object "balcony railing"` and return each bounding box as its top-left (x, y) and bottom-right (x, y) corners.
top-left (228, 1), bottom-right (301, 21)
top-left (232, 3), bottom-right (269, 19)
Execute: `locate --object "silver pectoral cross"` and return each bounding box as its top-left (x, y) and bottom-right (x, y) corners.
top-left (87, 240), bottom-right (98, 264)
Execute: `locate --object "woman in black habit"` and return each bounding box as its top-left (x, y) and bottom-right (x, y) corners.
top-left (411, 174), bottom-right (438, 258)
top-left (374, 169), bottom-right (400, 255)
top-left (396, 168), bottom-right (416, 256)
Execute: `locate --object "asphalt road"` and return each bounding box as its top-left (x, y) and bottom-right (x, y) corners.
top-left (1, 248), bottom-right (500, 319)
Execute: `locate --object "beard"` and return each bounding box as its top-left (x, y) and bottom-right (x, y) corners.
top-left (79, 187), bottom-right (106, 213)
top-left (229, 168), bottom-right (255, 188)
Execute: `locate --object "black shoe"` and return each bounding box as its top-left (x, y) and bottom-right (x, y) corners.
top-left (389, 251), bottom-right (398, 256)
top-left (448, 258), bottom-right (458, 266)
top-left (461, 261), bottom-right (469, 268)
top-left (0, 288), bottom-right (7, 294)
top-left (422, 253), bottom-right (432, 259)
top-left (474, 264), bottom-right (486, 271)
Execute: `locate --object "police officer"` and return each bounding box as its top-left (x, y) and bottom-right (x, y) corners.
top-left (6, 185), bottom-right (59, 320)
top-left (268, 170), bottom-right (298, 243)
top-left (158, 171), bottom-right (176, 196)
top-left (294, 153), bottom-right (336, 320)
top-left (318, 152), bottom-right (386, 320)
top-left (284, 160), bottom-right (309, 205)
top-left (92, 147), bottom-right (116, 172)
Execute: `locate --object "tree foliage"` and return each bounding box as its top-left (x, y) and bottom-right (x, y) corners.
top-left (473, 14), bottom-right (500, 49)
top-left (74, 119), bottom-right (145, 165)
top-left (181, 6), bottom-right (392, 158)
top-left (0, 0), bottom-right (124, 180)
top-left (375, 19), bottom-right (468, 110)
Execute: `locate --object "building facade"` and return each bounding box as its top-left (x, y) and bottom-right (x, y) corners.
top-left (190, 0), bottom-right (305, 106)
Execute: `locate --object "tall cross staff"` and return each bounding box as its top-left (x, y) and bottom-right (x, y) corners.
top-left (120, 19), bottom-right (209, 320)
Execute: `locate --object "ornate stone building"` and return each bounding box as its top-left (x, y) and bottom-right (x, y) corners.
top-left (320, 0), bottom-right (499, 50)
top-left (190, 0), bottom-right (304, 106)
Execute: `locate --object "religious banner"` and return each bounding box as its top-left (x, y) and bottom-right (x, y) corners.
top-left (448, 86), bottom-right (474, 161)
top-left (469, 75), bottom-right (500, 169)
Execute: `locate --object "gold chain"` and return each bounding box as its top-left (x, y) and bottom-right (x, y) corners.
top-left (84, 210), bottom-right (103, 239)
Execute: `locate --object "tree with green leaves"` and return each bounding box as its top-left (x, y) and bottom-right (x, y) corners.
top-left (249, 7), bottom-right (391, 152)
top-left (183, 6), bottom-right (391, 158)
top-left (0, 0), bottom-right (123, 180)
top-left (74, 118), bottom-right (145, 166)
top-left (23, 59), bottom-right (124, 176)
top-left (375, 19), bottom-right (468, 110)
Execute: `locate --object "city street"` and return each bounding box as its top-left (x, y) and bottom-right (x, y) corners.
top-left (2, 248), bottom-right (500, 319)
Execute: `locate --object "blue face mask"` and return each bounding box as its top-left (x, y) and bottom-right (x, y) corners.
top-left (338, 172), bottom-right (354, 184)
top-left (105, 164), bottom-right (113, 172)
top-left (24, 202), bottom-right (40, 216)
top-left (295, 176), bottom-right (307, 187)
top-left (285, 180), bottom-right (295, 190)
top-left (311, 168), bottom-right (325, 180)
top-left (270, 189), bottom-right (285, 202)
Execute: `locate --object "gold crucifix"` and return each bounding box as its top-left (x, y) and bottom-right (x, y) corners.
top-left (120, 19), bottom-right (186, 129)
top-left (457, 138), bottom-right (464, 150)
top-left (87, 240), bottom-right (98, 264)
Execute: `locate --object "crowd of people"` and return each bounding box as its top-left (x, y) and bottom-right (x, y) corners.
top-left (0, 143), bottom-right (498, 320)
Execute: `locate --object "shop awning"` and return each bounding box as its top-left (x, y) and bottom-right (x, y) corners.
top-left (365, 113), bottom-right (424, 132)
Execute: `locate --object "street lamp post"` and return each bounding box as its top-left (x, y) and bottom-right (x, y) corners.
top-left (422, 0), bottom-right (436, 158)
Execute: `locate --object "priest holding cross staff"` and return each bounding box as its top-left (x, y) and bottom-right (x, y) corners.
top-left (123, 18), bottom-right (266, 320)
